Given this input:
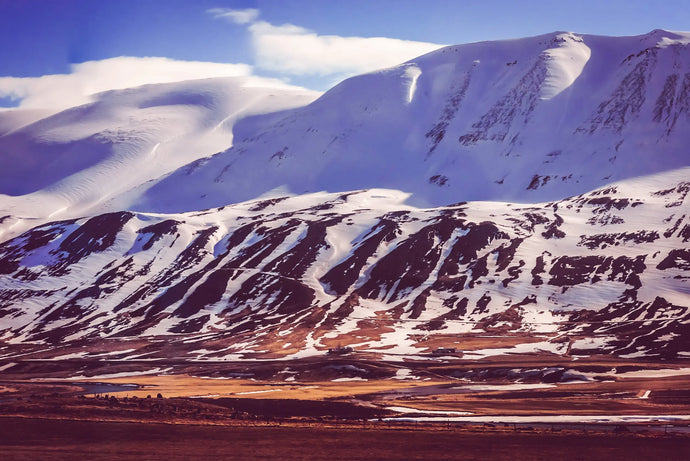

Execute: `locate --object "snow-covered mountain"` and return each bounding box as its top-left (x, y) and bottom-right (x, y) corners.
top-left (2, 30), bottom-right (690, 228)
top-left (0, 77), bottom-right (319, 240)
top-left (0, 169), bottom-right (688, 360)
top-left (135, 29), bottom-right (690, 212)
top-left (0, 30), bottom-right (689, 361)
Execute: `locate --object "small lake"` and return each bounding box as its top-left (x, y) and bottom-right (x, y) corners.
top-left (72, 381), bottom-right (140, 395)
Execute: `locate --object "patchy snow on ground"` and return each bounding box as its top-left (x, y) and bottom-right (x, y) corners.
top-left (386, 406), bottom-right (473, 416)
top-left (452, 383), bottom-right (556, 392)
top-left (234, 389), bottom-right (284, 395)
top-left (62, 367), bottom-right (173, 380)
top-left (384, 414), bottom-right (690, 424)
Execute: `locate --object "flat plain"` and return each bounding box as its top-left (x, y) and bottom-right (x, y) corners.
top-left (3, 354), bottom-right (690, 459)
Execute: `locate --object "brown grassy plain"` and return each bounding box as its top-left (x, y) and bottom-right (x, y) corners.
top-left (3, 354), bottom-right (690, 459)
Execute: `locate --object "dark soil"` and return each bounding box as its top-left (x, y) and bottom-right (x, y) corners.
top-left (1, 417), bottom-right (689, 460)
top-left (209, 397), bottom-right (389, 419)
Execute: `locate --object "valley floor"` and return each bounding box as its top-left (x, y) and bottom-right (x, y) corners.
top-left (3, 355), bottom-right (690, 458)
top-left (1, 416), bottom-right (689, 460)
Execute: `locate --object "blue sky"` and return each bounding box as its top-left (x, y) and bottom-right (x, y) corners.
top-left (1, 0), bottom-right (689, 108)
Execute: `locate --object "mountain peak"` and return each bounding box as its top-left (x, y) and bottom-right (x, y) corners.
top-left (1, 30), bottom-right (689, 228)
top-left (126, 29), bottom-right (690, 214)
top-left (641, 28), bottom-right (690, 46)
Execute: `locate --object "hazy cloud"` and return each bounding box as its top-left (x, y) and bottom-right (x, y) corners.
top-left (248, 21), bottom-right (444, 77)
top-left (0, 9), bottom-right (446, 110)
top-left (207, 7), bottom-right (260, 25)
top-left (205, 7), bottom-right (444, 82)
top-left (0, 57), bottom-right (252, 110)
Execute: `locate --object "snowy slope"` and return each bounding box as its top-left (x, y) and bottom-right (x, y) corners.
top-left (1, 30), bottom-right (689, 226)
top-left (0, 77), bottom-right (319, 240)
top-left (0, 169), bottom-right (688, 360)
top-left (134, 30), bottom-right (690, 212)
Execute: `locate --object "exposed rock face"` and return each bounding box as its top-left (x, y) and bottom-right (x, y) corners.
top-left (1, 171), bottom-right (688, 359)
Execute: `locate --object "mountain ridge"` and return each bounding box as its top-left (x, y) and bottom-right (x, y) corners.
top-left (1, 30), bottom-right (689, 234)
top-left (0, 30), bottom-right (689, 362)
top-left (135, 29), bottom-right (690, 212)
top-left (1, 168), bottom-right (688, 360)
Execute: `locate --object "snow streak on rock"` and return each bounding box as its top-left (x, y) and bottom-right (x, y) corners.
top-left (1, 170), bottom-right (688, 359)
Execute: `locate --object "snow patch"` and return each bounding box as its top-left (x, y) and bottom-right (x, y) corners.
top-left (540, 33), bottom-right (591, 100)
top-left (404, 65), bottom-right (422, 103)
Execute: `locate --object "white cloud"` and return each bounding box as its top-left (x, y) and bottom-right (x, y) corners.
top-left (248, 21), bottom-right (445, 78)
top-left (207, 7), bottom-right (260, 25)
top-left (0, 57), bottom-right (252, 110)
top-left (0, 12), bottom-right (446, 110)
